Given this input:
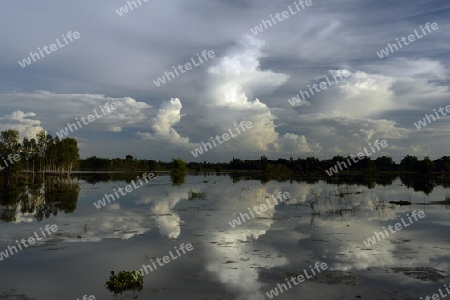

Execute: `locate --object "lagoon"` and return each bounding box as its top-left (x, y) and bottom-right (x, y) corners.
top-left (0, 173), bottom-right (449, 299)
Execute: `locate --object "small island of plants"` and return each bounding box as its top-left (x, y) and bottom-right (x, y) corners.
top-left (106, 270), bottom-right (143, 294)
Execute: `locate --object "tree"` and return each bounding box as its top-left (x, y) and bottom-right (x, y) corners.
top-left (57, 138), bottom-right (79, 175)
top-left (36, 130), bottom-right (47, 171)
top-left (171, 158), bottom-right (187, 185)
top-left (171, 158), bottom-right (187, 174)
top-left (419, 156), bottom-right (433, 174)
top-left (375, 156), bottom-right (395, 172)
top-left (400, 155), bottom-right (419, 172)
top-left (0, 130), bottom-right (21, 183)
top-left (260, 155), bottom-right (268, 171)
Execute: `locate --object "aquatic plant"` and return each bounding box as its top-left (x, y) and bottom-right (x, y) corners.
top-left (106, 270), bottom-right (143, 294)
top-left (188, 190), bottom-right (206, 200)
top-left (389, 200), bottom-right (412, 206)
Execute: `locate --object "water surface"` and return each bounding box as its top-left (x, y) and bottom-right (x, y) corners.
top-left (0, 173), bottom-right (449, 299)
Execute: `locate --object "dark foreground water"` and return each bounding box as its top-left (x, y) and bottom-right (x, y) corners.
top-left (0, 173), bottom-right (449, 300)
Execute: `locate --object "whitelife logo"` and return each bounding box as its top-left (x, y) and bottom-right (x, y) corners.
top-left (414, 104), bottom-right (450, 129)
top-left (132, 243), bottom-right (193, 279)
top-left (18, 31), bottom-right (81, 68)
top-left (153, 50), bottom-right (215, 87)
top-left (325, 140), bottom-right (388, 176)
top-left (0, 224), bottom-right (58, 262)
top-left (250, 0), bottom-right (313, 35)
top-left (55, 102), bottom-right (118, 139)
top-left (76, 295), bottom-right (95, 300)
top-left (363, 211), bottom-right (425, 247)
top-left (266, 261), bottom-right (328, 298)
top-left (288, 70), bottom-right (351, 106)
top-left (376, 22), bottom-right (439, 59)
top-left (228, 192), bottom-right (290, 228)
top-left (93, 173), bottom-right (155, 209)
top-left (116, 0), bottom-right (149, 16)
top-left (420, 283), bottom-right (450, 300)
top-left (0, 152), bottom-right (21, 171)
top-left (190, 121), bottom-right (252, 158)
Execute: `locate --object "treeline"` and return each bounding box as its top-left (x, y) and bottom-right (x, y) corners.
top-left (0, 129), bottom-right (79, 179)
top-left (79, 155), bottom-right (450, 174)
top-left (78, 155), bottom-right (170, 171)
top-left (0, 127), bottom-right (447, 176)
top-left (222, 155), bottom-right (450, 174)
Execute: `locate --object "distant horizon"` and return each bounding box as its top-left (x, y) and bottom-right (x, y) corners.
top-left (76, 154), bottom-right (443, 165)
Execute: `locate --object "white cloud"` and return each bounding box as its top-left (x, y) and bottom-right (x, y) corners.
top-left (0, 110), bottom-right (43, 139)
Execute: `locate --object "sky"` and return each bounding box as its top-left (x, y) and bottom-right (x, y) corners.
top-left (1, 0), bottom-right (449, 162)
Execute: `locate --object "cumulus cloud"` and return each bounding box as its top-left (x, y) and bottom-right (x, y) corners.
top-left (207, 36), bottom-right (290, 106)
top-left (183, 35), bottom-right (323, 158)
top-left (366, 58), bottom-right (448, 80)
top-left (284, 63), bottom-right (450, 159)
top-left (0, 92), bottom-right (152, 134)
top-left (1, 18), bottom-right (448, 161)
top-left (137, 98), bottom-right (190, 146)
top-left (132, 36), bottom-right (324, 160)
top-left (0, 110), bottom-right (44, 139)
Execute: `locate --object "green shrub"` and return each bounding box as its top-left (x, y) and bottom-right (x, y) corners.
top-left (106, 270), bottom-right (143, 294)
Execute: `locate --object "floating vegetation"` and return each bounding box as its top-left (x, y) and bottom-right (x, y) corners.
top-left (391, 267), bottom-right (445, 282)
top-left (106, 270), bottom-right (143, 294)
top-left (389, 200), bottom-right (411, 206)
top-left (188, 190), bottom-right (206, 200)
top-left (0, 289), bottom-right (34, 299)
top-left (312, 271), bottom-right (361, 285)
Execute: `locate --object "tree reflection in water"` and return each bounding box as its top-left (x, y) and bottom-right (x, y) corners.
top-left (0, 175), bottom-right (79, 223)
